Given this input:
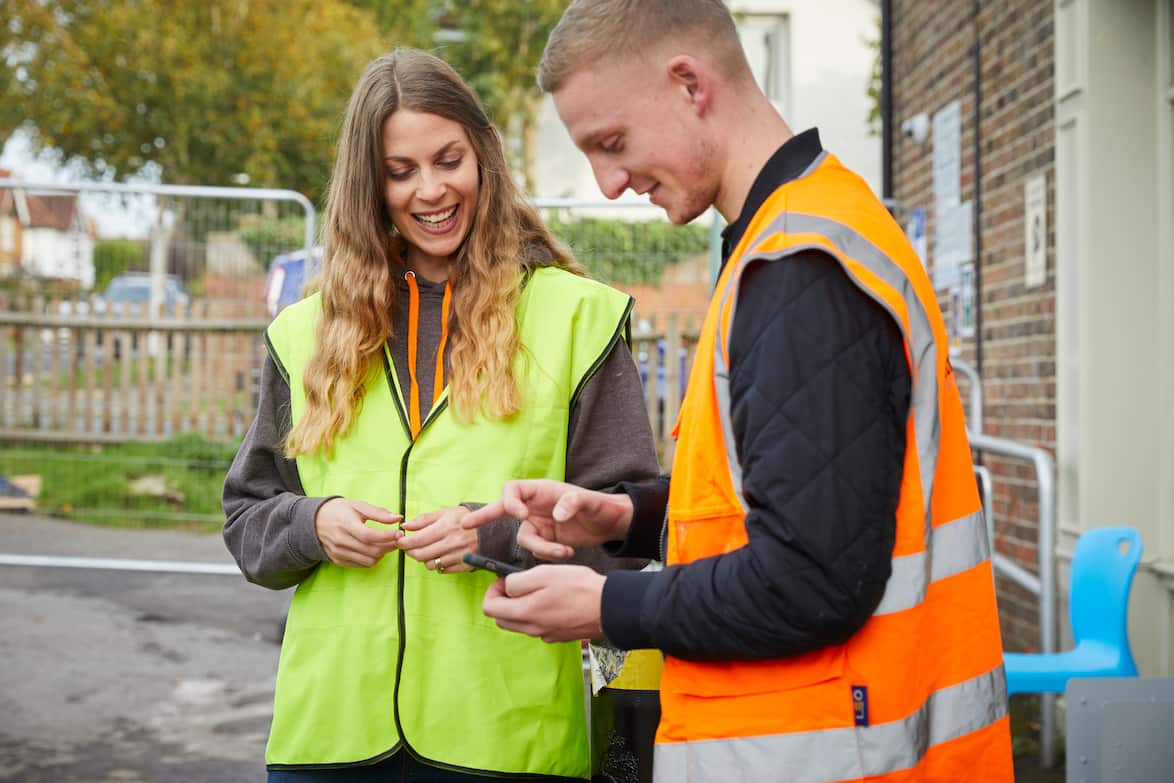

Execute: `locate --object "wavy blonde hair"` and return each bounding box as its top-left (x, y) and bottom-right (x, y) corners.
top-left (287, 49), bottom-right (582, 459)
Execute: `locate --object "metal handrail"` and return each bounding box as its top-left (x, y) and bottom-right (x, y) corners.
top-left (952, 355), bottom-right (984, 436)
top-left (954, 355), bottom-right (1058, 768)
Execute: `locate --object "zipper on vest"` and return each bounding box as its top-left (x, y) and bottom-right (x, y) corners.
top-left (389, 419), bottom-right (568, 780)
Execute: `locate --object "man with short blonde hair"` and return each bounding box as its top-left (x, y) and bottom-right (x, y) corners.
top-left (468, 2), bottom-right (1014, 781)
top-left (537, 0), bottom-right (749, 94)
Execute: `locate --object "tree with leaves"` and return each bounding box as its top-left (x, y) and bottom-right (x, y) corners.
top-left (442, 0), bottom-right (569, 194)
top-left (0, 0), bottom-right (406, 202)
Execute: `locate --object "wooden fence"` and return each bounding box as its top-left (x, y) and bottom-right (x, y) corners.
top-left (630, 314), bottom-right (698, 465)
top-left (0, 293), bottom-right (268, 443)
top-left (0, 293), bottom-right (697, 460)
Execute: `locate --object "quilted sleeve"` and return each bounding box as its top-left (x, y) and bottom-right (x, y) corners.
top-left (602, 250), bottom-right (910, 660)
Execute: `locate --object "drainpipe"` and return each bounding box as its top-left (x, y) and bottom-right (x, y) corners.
top-left (971, 1), bottom-right (984, 373)
top-left (881, 0), bottom-right (894, 200)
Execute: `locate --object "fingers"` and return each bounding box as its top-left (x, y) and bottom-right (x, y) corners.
top-left (551, 488), bottom-right (601, 523)
top-left (349, 500), bottom-right (402, 526)
top-left (481, 577), bottom-right (539, 633)
top-left (401, 509), bottom-right (443, 532)
top-left (423, 554), bottom-right (473, 574)
top-left (516, 523), bottom-right (573, 561)
top-left (479, 566), bottom-right (605, 642)
top-left (406, 536), bottom-right (473, 564)
top-left (349, 523), bottom-right (404, 547)
top-left (396, 521), bottom-right (446, 550)
top-left (501, 480), bottom-right (540, 520)
top-left (325, 544), bottom-right (380, 569)
top-left (399, 508), bottom-right (469, 551)
top-left (460, 500), bottom-right (506, 530)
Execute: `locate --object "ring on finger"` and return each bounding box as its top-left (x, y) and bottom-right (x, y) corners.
top-left (434, 558), bottom-right (445, 573)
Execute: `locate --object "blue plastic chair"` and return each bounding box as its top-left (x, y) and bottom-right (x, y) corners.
top-left (1005, 526), bottom-right (1142, 695)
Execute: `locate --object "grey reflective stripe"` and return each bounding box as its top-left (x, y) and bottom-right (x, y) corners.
top-left (713, 264), bottom-right (748, 514)
top-left (796, 149), bottom-right (829, 180)
top-left (873, 509), bottom-right (989, 616)
top-left (718, 209), bottom-right (942, 537)
top-left (654, 664), bottom-right (1008, 783)
top-left (783, 215), bottom-right (941, 531)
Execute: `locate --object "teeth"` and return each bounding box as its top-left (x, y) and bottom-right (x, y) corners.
top-left (417, 206), bottom-right (457, 224)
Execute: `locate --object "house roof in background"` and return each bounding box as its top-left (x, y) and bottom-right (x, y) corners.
top-left (24, 194), bottom-right (78, 230)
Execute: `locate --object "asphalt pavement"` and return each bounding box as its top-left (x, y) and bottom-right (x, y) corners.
top-left (0, 512), bottom-right (290, 782)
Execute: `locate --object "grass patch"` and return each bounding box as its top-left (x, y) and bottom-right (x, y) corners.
top-left (0, 433), bottom-right (240, 533)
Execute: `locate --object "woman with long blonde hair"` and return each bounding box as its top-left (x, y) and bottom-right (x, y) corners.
top-left (223, 49), bottom-right (658, 781)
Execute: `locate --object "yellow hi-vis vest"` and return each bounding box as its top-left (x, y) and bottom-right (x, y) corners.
top-left (656, 152), bottom-right (1013, 782)
top-left (264, 267), bottom-right (633, 779)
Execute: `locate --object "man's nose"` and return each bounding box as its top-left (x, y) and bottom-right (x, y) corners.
top-left (591, 161), bottom-right (629, 200)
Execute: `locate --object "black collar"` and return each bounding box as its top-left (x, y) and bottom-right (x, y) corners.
top-left (720, 128), bottom-right (824, 262)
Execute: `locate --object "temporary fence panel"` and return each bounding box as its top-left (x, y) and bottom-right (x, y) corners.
top-left (0, 180), bottom-right (313, 527)
top-left (0, 188), bottom-right (712, 527)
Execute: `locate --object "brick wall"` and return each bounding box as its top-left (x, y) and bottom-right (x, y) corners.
top-left (890, 0), bottom-right (1056, 652)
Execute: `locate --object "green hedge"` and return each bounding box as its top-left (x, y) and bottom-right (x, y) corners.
top-left (93, 239), bottom-right (148, 291)
top-left (232, 214), bottom-right (710, 284)
top-left (238, 216), bottom-right (307, 268)
top-left (547, 216), bottom-right (709, 285)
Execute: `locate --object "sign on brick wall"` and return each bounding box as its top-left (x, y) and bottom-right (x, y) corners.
top-left (1024, 175), bottom-right (1047, 289)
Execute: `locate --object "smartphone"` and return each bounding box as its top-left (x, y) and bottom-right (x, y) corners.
top-left (463, 552), bottom-right (524, 576)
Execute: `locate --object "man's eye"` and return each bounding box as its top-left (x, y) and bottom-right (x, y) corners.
top-left (601, 137), bottom-right (622, 154)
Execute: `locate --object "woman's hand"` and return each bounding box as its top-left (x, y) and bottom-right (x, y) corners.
top-left (314, 498), bottom-right (403, 568)
top-left (398, 506), bottom-right (479, 574)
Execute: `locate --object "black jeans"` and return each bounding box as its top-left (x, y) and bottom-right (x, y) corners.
top-left (267, 751), bottom-right (528, 782)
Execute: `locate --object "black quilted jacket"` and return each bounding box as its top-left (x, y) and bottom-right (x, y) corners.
top-left (601, 129), bottom-right (912, 661)
top-left (603, 251), bottom-right (910, 660)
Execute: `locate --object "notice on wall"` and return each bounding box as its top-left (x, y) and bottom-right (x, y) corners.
top-left (932, 100), bottom-right (962, 210)
top-left (933, 200), bottom-right (972, 290)
top-left (932, 100), bottom-right (969, 290)
top-left (958, 263), bottom-right (976, 339)
top-left (1024, 175), bottom-right (1047, 289)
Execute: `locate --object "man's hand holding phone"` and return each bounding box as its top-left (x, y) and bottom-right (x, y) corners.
top-left (460, 479), bottom-right (633, 560)
top-left (479, 564), bottom-right (606, 643)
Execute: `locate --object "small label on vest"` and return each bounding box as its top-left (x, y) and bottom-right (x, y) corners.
top-left (851, 685), bottom-right (869, 727)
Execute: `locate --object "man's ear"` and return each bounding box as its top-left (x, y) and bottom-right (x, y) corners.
top-left (667, 55), bottom-right (712, 115)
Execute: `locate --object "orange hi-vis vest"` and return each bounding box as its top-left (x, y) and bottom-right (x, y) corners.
top-left (655, 152), bottom-right (1013, 783)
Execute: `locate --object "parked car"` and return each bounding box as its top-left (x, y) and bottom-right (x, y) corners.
top-left (94, 272), bottom-right (191, 358)
top-left (264, 248), bottom-right (322, 317)
top-left (94, 272), bottom-right (191, 316)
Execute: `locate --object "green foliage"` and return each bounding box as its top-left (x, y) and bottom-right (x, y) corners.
top-left (346, 0), bottom-right (436, 45)
top-left (442, 0), bottom-right (570, 191)
top-left (238, 216), bottom-right (307, 267)
top-left (547, 217), bottom-right (710, 286)
top-left (93, 239), bottom-right (148, 290)
top-left (0, 434), bottom-right (241, 531)
top-left (0, 1), bottom-right (391, 202)
top-left (866, 14), bottom-right (882, 138)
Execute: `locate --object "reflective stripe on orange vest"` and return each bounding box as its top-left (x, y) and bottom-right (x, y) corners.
top-left (657, 151), bottom-right (1012, 782)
